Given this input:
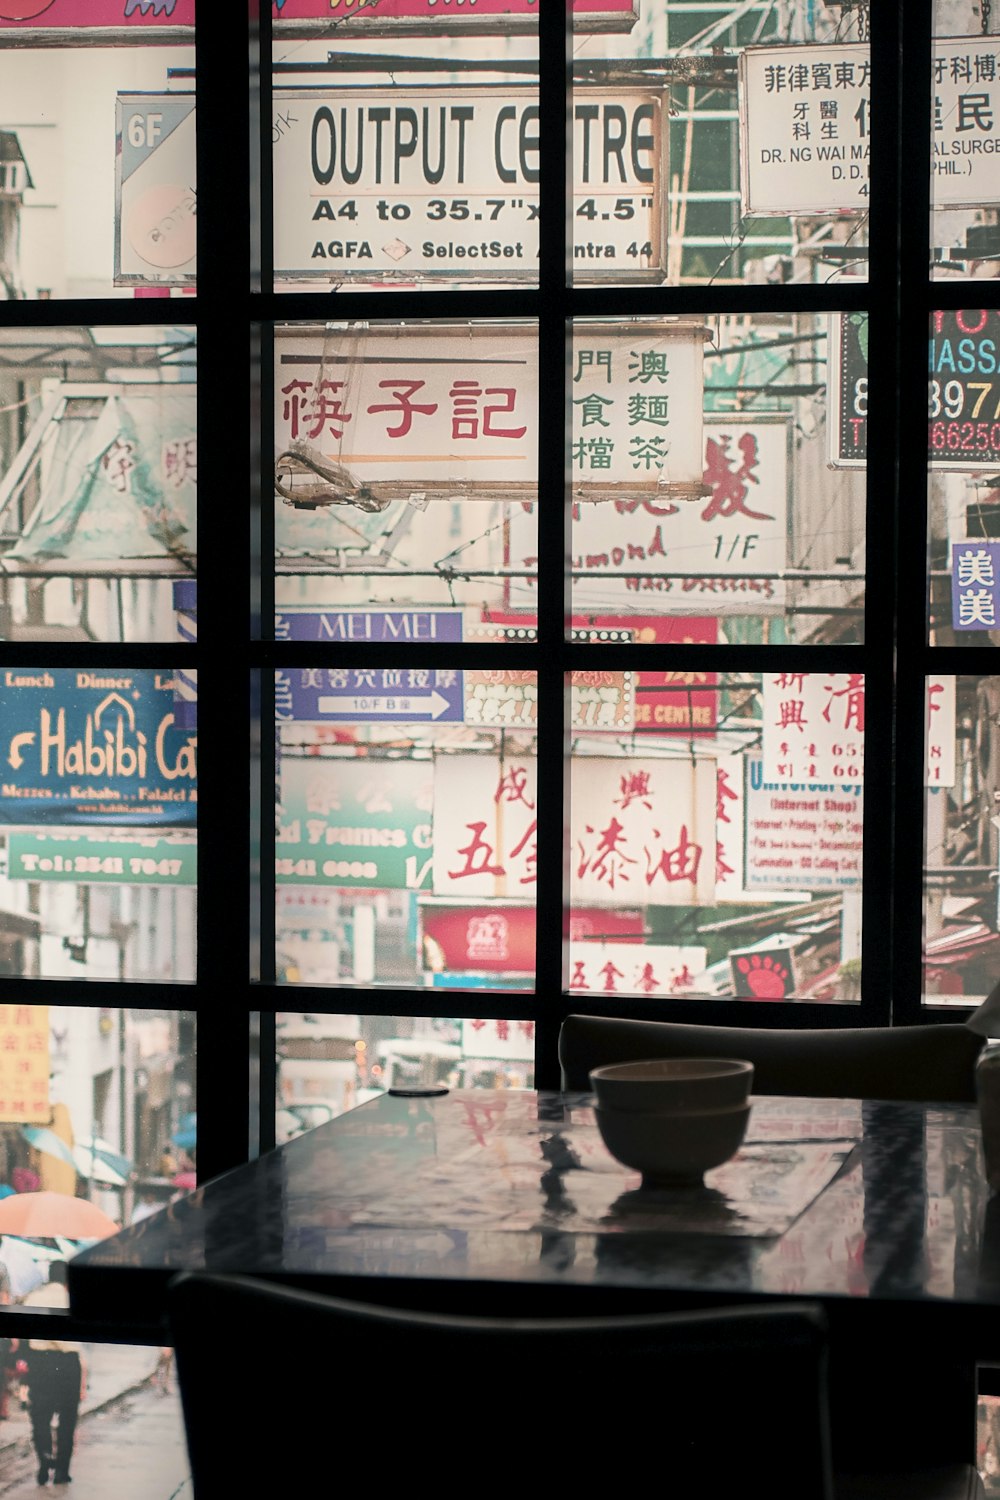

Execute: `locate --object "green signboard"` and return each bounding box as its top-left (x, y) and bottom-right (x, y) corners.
top-left (8, 833), bottom-right (196, 887)
top-left (277, 757), bottom-right (432, 889)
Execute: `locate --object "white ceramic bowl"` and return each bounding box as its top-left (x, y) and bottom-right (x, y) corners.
top-left (594, 1101), bottom-right (752, 1186)
top-left (589, 1057), bottom-right (754, 1114)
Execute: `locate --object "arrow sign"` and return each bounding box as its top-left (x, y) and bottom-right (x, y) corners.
top-left (316, 691), bottom-right (455, 721)
top-left (277, 669), bottom-right (465, 724)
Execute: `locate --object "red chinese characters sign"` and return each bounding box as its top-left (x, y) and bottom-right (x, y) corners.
top-left (570, 756), bottom-right (717, 907)
top-left (567, 942), bottom-right (708, 997)
top-left (271, 2), bottom-right (638, 35)
top-left (762, 673), bottom-right (865, 786)
top-left (0, 1005), bottom-right (49, 1124)
top-left (0, 1), bottom-right (194, 32)
top-left (433, 755), bottom-right (537, 899)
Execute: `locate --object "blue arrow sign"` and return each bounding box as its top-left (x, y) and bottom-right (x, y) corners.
top-left (275, 668), bottom-right (465, 722)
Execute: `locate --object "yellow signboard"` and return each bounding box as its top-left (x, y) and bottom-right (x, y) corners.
top-left (0, 1005), bottom-right (50, 1124)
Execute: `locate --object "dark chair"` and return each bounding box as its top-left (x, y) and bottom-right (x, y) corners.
top-left (168, 1271), bottom-right (835, 1498)
top-left (558, 1013), bottom-right (984, 1102)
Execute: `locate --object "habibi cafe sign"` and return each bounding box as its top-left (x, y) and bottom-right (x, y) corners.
top-left (0, 669), bottom-right (197, 827)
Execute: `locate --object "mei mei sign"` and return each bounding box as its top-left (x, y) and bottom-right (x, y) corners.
top-left (272, 1), bottom-right (638, 37)
top-left (0, 669), bottom-right (197, 827)
top-left (0, 1), bottom-right (195, 35)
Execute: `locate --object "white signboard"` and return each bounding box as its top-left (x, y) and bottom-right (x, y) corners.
top-left (926, 675), bottom-right (956, 788)
top-left (570, 756), bottom-right (717, 907)
top-left (762, 673), bottom-right (865, 786)
top-left (273, 87), bottom-right (664, 282)
top-left (715, 752), bottom-right (749, 900)
top-left (567, 942), bottom-right (708, 998)
top-left (115, 94), bottom-right (196, 286)
top-left (739, 44), bottom-right (870, 214)
top-left (744, 754), bottom-right (862, 891)
top-left (432, 755), bottom-right (537, 899)
top-left (274, 323), bottom-right (537, 504)
top-left (461, 1018), bottom-right (535, 1062)
top-left (933, 38), bottom-right (1000, 208)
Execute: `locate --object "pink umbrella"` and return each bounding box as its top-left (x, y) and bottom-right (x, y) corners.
top-left (0, 1191), bottom-right (119, 1240)
top-left (172, 1172), bottom-right (197, 1192)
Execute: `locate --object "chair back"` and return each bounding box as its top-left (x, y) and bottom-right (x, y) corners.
top-left (168, 1272), bottom-right (833, 1498)
top-left (559, 1014), bottom-right (984, 1102)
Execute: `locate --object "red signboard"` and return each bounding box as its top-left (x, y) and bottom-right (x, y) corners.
top-left (0, 0), bottom-right (195, 29)
top-left (572, 614), bottom-right (719, 734)
top-left (272, 1), bottom-right (638, 34)
top-left (421, 904), bottom-right (644, 973)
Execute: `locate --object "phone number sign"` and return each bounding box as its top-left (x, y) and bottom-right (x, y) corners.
top-left (272, 87), bottom-right (663, 283)
top-left (929, 309), bottom-right (1000, 471)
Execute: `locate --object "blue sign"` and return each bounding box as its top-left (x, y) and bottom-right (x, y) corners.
top-left (952, 542), bottom-right (1000, 632)
top-left (275, 667), bottom-right (464, 723)
top-left (275, 609), bottom-right (463, 643)
top-left (0, 669), bottom-right (197, 827)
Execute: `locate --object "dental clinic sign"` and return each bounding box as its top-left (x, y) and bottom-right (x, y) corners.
top-left (0, 669), bottom-right (197, 827)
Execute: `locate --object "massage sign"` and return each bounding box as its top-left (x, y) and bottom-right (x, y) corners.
top-left (271, 88), bottom-right (665, 281)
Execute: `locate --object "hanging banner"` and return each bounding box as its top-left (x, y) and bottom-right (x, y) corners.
top-left (762, 672), bottom-right (865, 786)
top-left (272, 1), bottom-right (639, 37)
top-left (272, 87), bottom-right (664, 283)
top-left (0, 1005), bottom-right (49, 1125)
top-left (115, 93), bottom-right (196, 287)
top-left (744, 753), bottom-right (862, 891)
top-left (567, 942), bottom-right (708, 998)
top-left (432, 754), bottom-right (537, 898)
top-left (0, 669), bottom-right (197, 826)
top-left (739, 42), bottom-right (870, 215)
top-left (828, 312), bottom-right (868, 469)
top-left (8, 832), bottom-right (196, 885)
top-left (570, 755), bottom-right (717, 907)
top-left (932, 37), bottom-right (1000, 209)
top-left (277, 757), bottom-right (433, 888)
top-left (925, 675), bottom-right (956, 788)
top-left (0, 1), bottom-right (194, 43)
top-left (929, 309), bottom-right (1000, 472)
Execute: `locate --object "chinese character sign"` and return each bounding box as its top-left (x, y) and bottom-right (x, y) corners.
top-left (933, 39), bottom-right (1000, 208)
top-left (570, 322), bottom-right (707, 496)
top-left (740, 44), bottom-right (871, 214)
top-left (762, 673), bottom-right (865, 785)
top-left (460, 1017), bottom-right (536, 1062)
top-left (432, 755), bottom-right (538, 899)
top-left (274, 327), bottom-right (536, 501)
top-left (925, 675), bottom-right (956, 788)
top-left (277, 757), bottom-right (434, 889)
top-left (0, 1006), bottom-right (49, 1125)
top-left (567, 943), bottom-right (708, 998)
top-left (952, 542), bottom-right (1000, 632)
top-left (570, 756), bottom-right (717, 907)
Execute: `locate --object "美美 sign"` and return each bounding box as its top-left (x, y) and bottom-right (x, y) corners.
top-left (932, 37), bottom-right (1000, 209)
top-left (272, 88), bottom-right (663, 282)
top-left (272, 1), bottom-right (639, 35)
top-left (277, 756), bottom-right (433, 889)
top-left (929, 310), bottom-right (1000, 472)
top-left (8, 832), bottom-right (197, 885)
top-left (274, 666), bottom-right (464, 722)
top-left (762, 673), bottom-right (865, 786)
top-left (115, 94), bottom-right (196, 286)
top-left (0, 1), bottom-right (194, 42)
top-left (952, 541), bottom-right (1000, 633)
top-left (0, 669), bottom-right (197, 826)
top-left (570, 756), bottom-right (717, 907)
top-left (274, 323), bottom-right (537, 510)
top-left (828, 312), bottom-right (868, 468)
top-left (739, 43), bottom-right (870, 215)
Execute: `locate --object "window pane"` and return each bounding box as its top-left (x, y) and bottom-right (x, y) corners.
top-left (274, 320), bottom-right (538, 637)
top-left (929, 309), bottom-right (1000, 643)
top-left (0, 326), bottom-right (197, 643)
top-left (565, 313), bottom-right (866, 645)
top-left (0, 1340), bottom-right (188, 1493)
top-left (0, 31), bottom-right (196, 299)
top-left (0, 669), bottom-right (197, 981)
top-left (569, 670), bottom-right (864, 1002)
top-left (276, 668), bottom-right (537, 990)
top-left (271, 9), bottom-right (537, 292)
top-left (923, 674), bottom-right (998, 1007)
top-left (277, 1010), bottom-right (533, 1131)
top-left (572, 3), bottom-right (870, 288)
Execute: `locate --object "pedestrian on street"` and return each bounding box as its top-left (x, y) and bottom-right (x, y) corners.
top-left (21, 1262), bottom-right (86, 1487)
